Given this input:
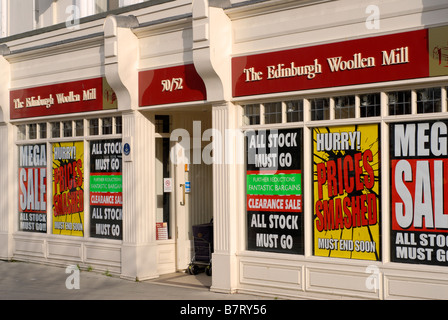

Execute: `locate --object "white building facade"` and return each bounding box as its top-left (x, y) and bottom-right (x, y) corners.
top-left (0, 0), bottom-right (448, 299)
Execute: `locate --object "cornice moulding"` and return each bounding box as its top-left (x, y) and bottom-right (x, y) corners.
top-left (4, 33), bottom-right (104, 63)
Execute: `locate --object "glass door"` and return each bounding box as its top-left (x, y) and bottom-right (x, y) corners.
top-left (155, 137), bottom-right (172, 241)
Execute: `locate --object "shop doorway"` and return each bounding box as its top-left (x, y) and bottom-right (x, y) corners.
top-left (154, 112), bottom-right (213, 274)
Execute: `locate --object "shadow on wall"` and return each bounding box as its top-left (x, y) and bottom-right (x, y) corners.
top-left (421, 0), bottom-right (439, 28)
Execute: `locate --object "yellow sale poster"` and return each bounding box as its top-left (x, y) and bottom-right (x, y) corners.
top-left (52, 141), bottom-right (84, 236)
top-left (313, 124), bottom-right (380, 260)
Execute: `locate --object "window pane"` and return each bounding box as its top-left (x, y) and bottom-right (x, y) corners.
top-left (155, 138), bottom-right (172, 239)
top-left (311, 98), bottom-right (330, 121)
top-left (39, 123), bottom-right (47, 139)
top-left (416, 87), bottom-right (441, 113)
top-left (360, 93), bottom-right (381, 117)
top-left (102, 117), bottom-right (113, 135)
top-left (388, 91), bottom-right (411, 115)
top-left (75, 120), bottom-right (84, 136)
top-left (51, 122), bottom-right (60, 138)
top-left (334, 96), bottom-right (355, 119)
top-left (264, 102), bottom-right (282, 124)
top-left (29, 124), bottom-right (37, 140)
top-left (17, 125), bottom-right (26, 140)
top-left (115, 116), bottom-right (122, 134)
top-left (63, 121), bottom-right (72, 137)
top-left (286, 100), bottom-right (303, 122)
top-left (244, 104), bottom-right (260, 125)
top-left (89, 119), bottom-right (99, 135)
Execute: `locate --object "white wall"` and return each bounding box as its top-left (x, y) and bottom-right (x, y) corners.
top-left (230, 0), bottom-right (448, 56)
top-left (8, 0), bottom-right (34, 35)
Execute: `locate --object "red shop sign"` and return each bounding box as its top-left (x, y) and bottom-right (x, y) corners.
top-left (139, 64), bottom-right (207, 107)
top-left (10, 77), bottom-right (117, 120)
top-left (232, 29), bottom-right (430, 98)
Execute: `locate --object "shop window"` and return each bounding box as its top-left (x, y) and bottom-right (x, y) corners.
top-left (39, 123), bottom-right (47, 139)
top-left (416, 87), bottom-right (441, 114)
top-left (102, 117), bottom-right (113, 135)
top-left (286, 100), bottom-right (303, 122)
top-left (244, 104), bottom-right (260, 125)
top-left (310, 98), bottom-right (330, 121)
top-left (116, 116), bottom-right (122, 134)
top-left (360, 93), bottom-right (381, 117)
top-left (51, 122), bottom-right (60, 138)
top-left (75, 120), bottom-right (84, 137)
top-left (63, 121), bottom-right (73, 137)
top-left (15, 116), bottom-right (122, 145)
top-left (17, 125), bottom-right (26, 140)
top-left (28, 123), bottom-right (37, 140)
top-left (264, 102), bottom-right (282, 124)
top-left (388, 90), bottom-right (411, 115)
top-left (334, 95), bottom-right (355, 119)
top-left (89, 119), bottom-right (99, 135)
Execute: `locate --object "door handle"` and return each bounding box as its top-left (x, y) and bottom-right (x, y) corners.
top-left (180, 184), bottom-right (185, 206)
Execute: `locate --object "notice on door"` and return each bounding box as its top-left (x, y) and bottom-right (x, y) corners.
top-left (164, 178), bottom-right (172, 193)
top-left (246, 128), bottom-right (304, 254)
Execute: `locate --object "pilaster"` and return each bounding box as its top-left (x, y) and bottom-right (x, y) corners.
top-left (120, 111), bottom-right (158, 281)
top-left (0, 51), bottom-right (12, 260)
top-left (210, 102), bottom-right (242, 293)
top-left (0, 123), bottom-right (14, 259)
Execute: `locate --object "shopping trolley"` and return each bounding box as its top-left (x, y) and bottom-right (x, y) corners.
top-left (188, 221), bottom-right (213, 276)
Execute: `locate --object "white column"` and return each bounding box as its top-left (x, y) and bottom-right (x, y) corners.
top-left (121, 110), bottom-right (158, 281)
top-left (0, 123), bottom-right (13, 259)
top-left (210, 102), bottom-right (240, 293)
top-left (0, 51), bottom-right (12, 259)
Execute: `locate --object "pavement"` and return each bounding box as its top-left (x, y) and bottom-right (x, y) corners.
top-left (0, 260), bottom-right (271, 301)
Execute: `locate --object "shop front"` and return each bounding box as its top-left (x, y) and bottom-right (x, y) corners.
top-left (231, 13), bottom-right (448, 298)
top-left (0, 0), bottom-right (233, 286)
top-left (1, 0), bottom-right (448, 300)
